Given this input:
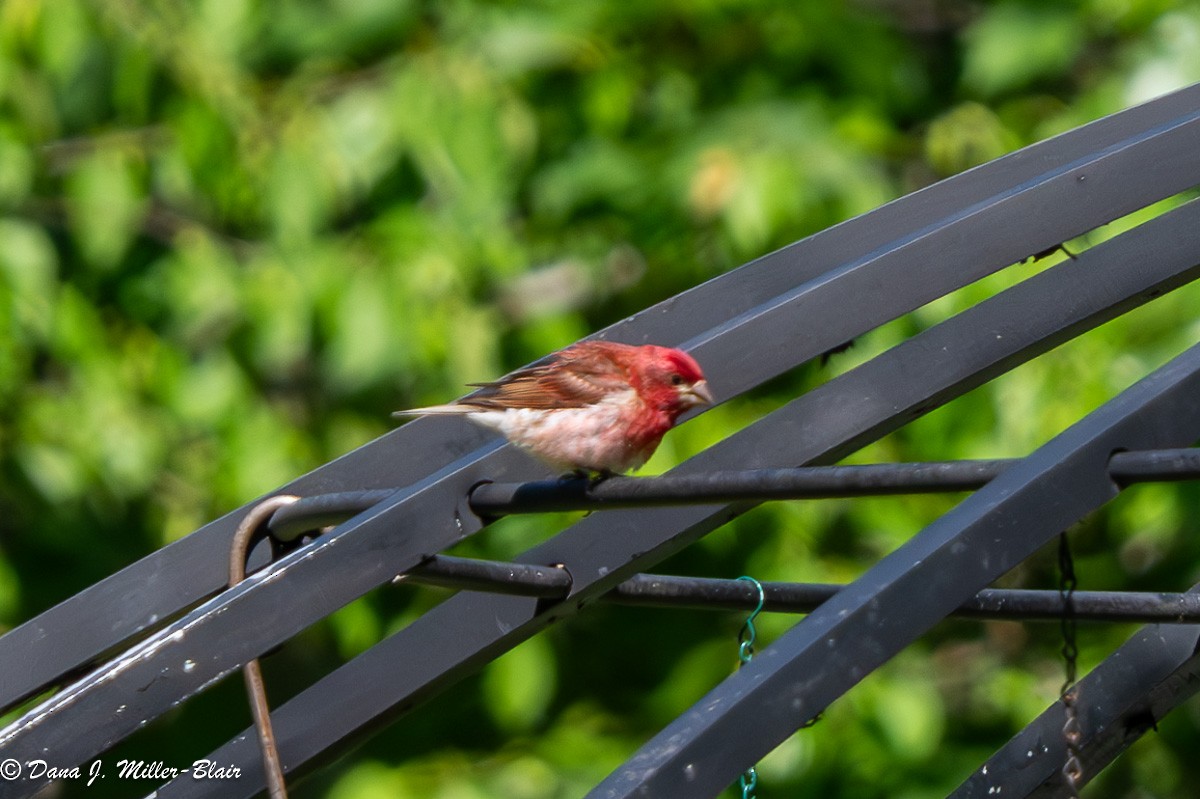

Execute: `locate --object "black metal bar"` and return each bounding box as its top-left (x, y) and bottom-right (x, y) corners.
top-left (1109, 445), bottom-right (1200, 484)
top-left (401, 555), bottom-right (1200, 623)
top-left (588, 349), bottom-right (1200, 796)
top-left (158, 194), bottom-right (1200, 799)
top-left (606, 574), bottom-right (1200, 623)
top-left (403, 556), bottom-right (572, 598)
top-left (469, 461), bottom-right (1011, 514)
top-left (251, 447), bottom-right (1200, 539)
top-left (466, 449), bottom-right (1200, 515)
top-left (268, 489), bottom-right (397, 542)
top-left (948, 590), bottom-right (1200, 798)
top-left (4, 81), bottom-right (1198, 726)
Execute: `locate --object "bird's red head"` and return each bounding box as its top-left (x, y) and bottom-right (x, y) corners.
top-left (632, 345), bottom-right (714, 419)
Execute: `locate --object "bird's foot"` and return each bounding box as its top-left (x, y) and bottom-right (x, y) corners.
top-left (588, 470), bottom-right (616, 489)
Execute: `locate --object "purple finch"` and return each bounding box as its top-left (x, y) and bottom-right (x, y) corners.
top-left (394, 341), bottom-right (713, 474)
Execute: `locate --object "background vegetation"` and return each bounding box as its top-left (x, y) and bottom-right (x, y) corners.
top-left (2, 0), bottom-right (1200, 796)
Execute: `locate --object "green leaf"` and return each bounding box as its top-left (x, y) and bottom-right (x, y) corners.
top-left (963, 4), bottom-right (1083, 97)
top-left (0, 217), bottom-right (58, 341)
top-left (66, 149), bottom-right (146, 269)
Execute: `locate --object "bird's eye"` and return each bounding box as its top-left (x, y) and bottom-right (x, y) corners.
top-left (670, 374), bottom-right (684, 386)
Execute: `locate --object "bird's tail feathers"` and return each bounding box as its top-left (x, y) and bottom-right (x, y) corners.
top-left (391, 404), bottom-right (475, 418)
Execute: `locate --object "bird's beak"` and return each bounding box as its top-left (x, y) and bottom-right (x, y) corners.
top-left (681, 380), bottom-right (715, 407)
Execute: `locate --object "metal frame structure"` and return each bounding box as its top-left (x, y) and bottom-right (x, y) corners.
top-left (2, 82), bottom-right (1200, 798)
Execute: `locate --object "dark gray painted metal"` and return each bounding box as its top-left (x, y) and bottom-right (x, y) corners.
top-left (154, 197), bottom-right (1200, 799)
top-left (1109, 446), bottom-right (1200, 484)
top-left (403, 557), bottom-right (1200, 622)
top-left (0, 443), bottom-right (551, 795)
top-left (0, 421), bottom-right (512, 715)
top-left (470, 461), bottom-right (1011, 512)
top-left (468, 449), bottom-right (1200, 513)
top-left (949, 592), bottom-right (1200, 798)
top-left (260, 450), bottom-right (1200, 537)
top-left (268, 489), bottom-right (397, 542)
top-left (404, 555), bottom-right (573, 597)
top-left (591, 343), bottom-right (1200, 799)
top-left (2, 80), bottom-right (1198, 720)
top-left (608, 575), bottom-right (1200, 623)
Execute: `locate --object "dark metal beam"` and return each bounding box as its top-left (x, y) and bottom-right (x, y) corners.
top-left (3, 81), bottom-right (1197, 724)
top-left (155, 195), bottom-right (1200, 799)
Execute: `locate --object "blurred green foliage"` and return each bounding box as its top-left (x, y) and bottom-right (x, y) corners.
top-left (2, 0), bottom-right (1200, 796)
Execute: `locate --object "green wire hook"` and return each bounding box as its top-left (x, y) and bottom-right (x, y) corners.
top-left (735, 575), bottom-right (766, 798)
top-left (736, 575), bottom-right (766, 665)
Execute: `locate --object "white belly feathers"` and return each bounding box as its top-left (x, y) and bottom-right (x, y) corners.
top-left (468, 390), bottom-right (643, 472)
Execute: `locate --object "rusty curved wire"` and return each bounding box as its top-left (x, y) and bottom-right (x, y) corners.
top-left (229, 495), bottom-right (300, 799)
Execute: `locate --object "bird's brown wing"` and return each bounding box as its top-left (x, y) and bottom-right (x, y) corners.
top-left (461, 341), bottom-right (635, 410)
